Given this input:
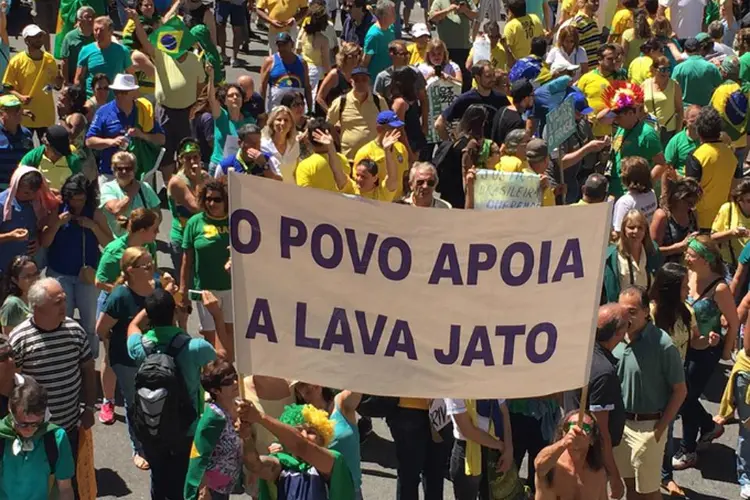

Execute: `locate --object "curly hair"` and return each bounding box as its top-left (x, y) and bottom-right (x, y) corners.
top-left (199, 178), bottom-right (229, 214)
top-left (279, 404), bottom-right (335, 447)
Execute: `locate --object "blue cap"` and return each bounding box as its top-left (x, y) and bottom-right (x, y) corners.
top-left (572, 90), bottom-right (593, 115)
top-left (351, 67), bottom-right (370, 77)
top-left (377, 110), bottom-right (404, 127)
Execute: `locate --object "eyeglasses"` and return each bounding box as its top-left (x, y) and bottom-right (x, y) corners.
top-left (416, 179), bottom-right (436, 187)
top-left (114, 166), bottom-right (134, 174)
top-left (564, 421), bottom-right (593, 434)
top-left (11, 413), bottom-right (43, 429)
top-left (206, 196), bottom-right (224, 203)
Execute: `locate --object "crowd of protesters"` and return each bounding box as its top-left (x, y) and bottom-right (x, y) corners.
top-left (3, 0), bottom-right (750, 498)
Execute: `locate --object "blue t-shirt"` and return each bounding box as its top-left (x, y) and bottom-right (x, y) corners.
top-left (0, 123), bottom-right (33, 189)
top-left (0, 427), bottom-right (75, 500)
top-left (0, 189), bottom-right (37, 274)
top-left (241, 92), bottom-right (265, 124)
top-left (76, 42), bottom-right (131, 98)
top-left (210, 108), bottom-right (252, 165)
top-left (364, 24), bottom-right (395, 82)
top-left (217, 151), bottom-right (272, 177)
top-left (127, 326), bottom-right (216, 434)
top-left (47, 204), bottom-right (100, 277)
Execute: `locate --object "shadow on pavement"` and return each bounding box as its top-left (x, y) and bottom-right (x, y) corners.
top-left (95, 468), bottom-right (132, 497)
top-left (696, 442), bottom-right (738, 484)
top-left (362, 468), bottom-right (398, 480)
top-left (702, 363), bottom-right (731, 404)
top-left (360, 432), bottom-right (398, 470)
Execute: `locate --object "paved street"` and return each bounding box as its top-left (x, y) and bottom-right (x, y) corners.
top-left (9, 8), bottom-right (744, 499)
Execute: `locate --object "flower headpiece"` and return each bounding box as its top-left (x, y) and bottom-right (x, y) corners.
top-left (279, 404), bottom-right (335, 447)
top-left (602, 81), bottom-right (644, 112)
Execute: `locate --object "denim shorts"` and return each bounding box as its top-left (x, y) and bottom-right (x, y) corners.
top-left (216, 1), bottom-right (246, 26)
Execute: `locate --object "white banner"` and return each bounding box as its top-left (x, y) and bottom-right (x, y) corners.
top-left (229, 174), bottom-right (610, 399)
top-left (473, 170), bottom-right (541, 210)
top-left (426, 77), bottom-right (460, 144)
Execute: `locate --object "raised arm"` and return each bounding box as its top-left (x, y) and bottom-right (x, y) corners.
top-left (314, 128), bottom-right (349, 190)
top-left (381, 129), bottom-right (401, 193)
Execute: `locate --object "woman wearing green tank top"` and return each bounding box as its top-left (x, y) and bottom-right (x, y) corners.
top-left (167, 138), bottom-right (208, 282)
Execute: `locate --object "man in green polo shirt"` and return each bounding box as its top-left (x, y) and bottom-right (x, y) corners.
top-left (664, 105), bottom-right (701, 176)
top-left (672, 36), bottom-right (722, 107)
top-left (613, 286), bottom-right (687, 500)
top-left (19, 125), bottom-right (81, 191)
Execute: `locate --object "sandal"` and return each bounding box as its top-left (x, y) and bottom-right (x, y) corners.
top-left (133, 454), bottom-right (150, 470)
top-left (662, 480), bottom-right (686, 497)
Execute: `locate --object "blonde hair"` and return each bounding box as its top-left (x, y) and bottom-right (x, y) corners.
top-left (115, 246), bottom-right (151, 285)
top-left (557, 25), bottom-right (579, 49)
top-left (112, 151), bottom-right (137, 170)
top-left (262, 106), bottom-right (296, 145)
top-left (617, 209), bottom-right (655, 258)
top-left (651, 16), bottom-right (673, 38)
top-left (426, 39), bottom-right (450, 65)
top-left (335, 41), bottom-right (363, 67)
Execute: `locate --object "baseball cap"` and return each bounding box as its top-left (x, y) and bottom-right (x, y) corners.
top-left (550, 59), bottom-right (580, 76)
top-left (45, 125), bottom-right (72, 157)
top-left (684, 37), bottom-right (700, 52)
top-left (722, 55), bottom-right (740, 76)
top-left (377, 110), bottom-right (404, 127)
top-left (22, 24), bottom-right (43, 39)
top-left (695, 32), bottom-right (711, 43)
top-left (572, 90), bottom-right (593, 114)
top-left (276, 32), bottom-right (293, 44)
top-left (351, 67), bottom-right (371, 77)
top-left (0, 94), bottom-right (22, 108)
top-left (526, 139), bottom-right (549, 163)
top-left (411, 22), bottom-right (431, 38)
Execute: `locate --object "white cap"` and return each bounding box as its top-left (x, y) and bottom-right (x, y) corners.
top-left (109, 73), bottom-right (140, 92)
top-left (411, 23), bottom-right (431, 39)
top-left (550, 59), bottom-right (580, 75)
top-left (22, 24), bottom-right (44, 39)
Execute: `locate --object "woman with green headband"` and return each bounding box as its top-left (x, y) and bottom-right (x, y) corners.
top-left (238, 401), bottom-right (356, 500)
top-left (602, 209), bottom-right (662, 303)
top-left (671, 235), bottom-right (738, 471)
top-left (167, 138), bottom-right (208, 280)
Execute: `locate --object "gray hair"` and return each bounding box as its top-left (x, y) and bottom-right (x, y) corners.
top-left (77, 6), bottom-right (95, 20)
top-left (374, 0), bottom-right (395, 18)
top-left (28, 278), bottom-right (60, 311)
top-left (409, 162), bottom-right (439, 186)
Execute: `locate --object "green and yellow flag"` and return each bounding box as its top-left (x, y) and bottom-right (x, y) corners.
top-left (149, 16), bottom-right (197, 59)
top-left (54, 0), bottom-right (107, 59)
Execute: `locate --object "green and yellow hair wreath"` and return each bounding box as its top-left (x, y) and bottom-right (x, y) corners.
top-left (177, 139), bottom-right (201, 158)
top-left (279, 404), bottom-right (335, 447)
top-left (687, 238), bottom-right (717, 265)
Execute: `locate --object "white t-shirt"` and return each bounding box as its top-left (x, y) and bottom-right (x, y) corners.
top-left (261, 135), bottom-right (299, 182)
top-left (658, 0), bottom-right (706, 39)
top-left (612, 190), bottom-right (658, 231)
top-left (445, 398), bottom-right (506, 441)
top-left (417, 61), bottom-right (461, 80)
top-left (713, 42), bottom-right (735, 57)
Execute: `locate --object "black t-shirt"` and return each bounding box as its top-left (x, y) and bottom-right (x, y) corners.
top-left (442, 89), bottom-right (511, 138)
top-left (491, 106), bottom-right (525, 147)
top-left (563, 343), bottom-right (625, 446)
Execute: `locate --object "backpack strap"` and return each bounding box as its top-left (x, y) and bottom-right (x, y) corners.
top-left (373, 92), bottom-right (382, 112)
top-left (165, 333), bottom-right (191, 358)
top-left (43, 431), bottom-right (58, 475)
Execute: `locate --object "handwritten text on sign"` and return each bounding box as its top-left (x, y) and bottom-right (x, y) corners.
top-left (426, 77), bottom-right (460, 144)
top-left (473, 170), bottom-right (541, 210)
top-left (229, 174), bottom-right (610, 398)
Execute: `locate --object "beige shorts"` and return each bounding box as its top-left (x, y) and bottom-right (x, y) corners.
top-left (613, 419), bottom-right (667, 494)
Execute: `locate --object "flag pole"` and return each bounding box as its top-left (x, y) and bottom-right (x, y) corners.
top-left (578, 384), bottom-right (589, 426)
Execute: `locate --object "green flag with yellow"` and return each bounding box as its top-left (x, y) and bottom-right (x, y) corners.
top-left (149, 16), bottom-right (197, 59)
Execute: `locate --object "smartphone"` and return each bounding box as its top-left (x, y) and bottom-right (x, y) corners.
top-left (188, 289), bottom-right (202, 301)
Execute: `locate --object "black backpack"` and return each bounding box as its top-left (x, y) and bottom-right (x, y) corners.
top-left (0, 431), bottom-right (58, 473)
top-left (131, 333), bottom-right (197, 449)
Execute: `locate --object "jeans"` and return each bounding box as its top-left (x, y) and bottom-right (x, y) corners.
top-left (450, 440), bottom-right (490, 500)
top-left (143, 436), bottom-right (192, 500)
top-left (386, 407), bottom-right (452, 500)
top-left (112, 363), bottom-right (143, 455)
top-left (661, 419), bottom-right (676, 482)
top-left (680, 346), bottom-right (721, 453)
top-left (48, 269), bottom-right (99, 358)
top-left (509, 412), bottom-right (548, 488)
top-left (736, 372), bottom-right (750, 486)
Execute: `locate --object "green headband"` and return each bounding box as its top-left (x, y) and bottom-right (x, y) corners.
top-left (178, 142), bottom-right (200, 156)
top-left (688, 238), bottom-right (716, 265)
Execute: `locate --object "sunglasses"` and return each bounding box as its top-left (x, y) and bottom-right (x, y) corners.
top-left (206, 196), bottom-right (224, 203)
top-left (114, 166), bottom-right (134, 174)
top-left (416, 179), bottom-right (436, 187)
top-left (564, 421), bottom-right (593, 434)
top-left (11, 413), bottom-right (43, 429)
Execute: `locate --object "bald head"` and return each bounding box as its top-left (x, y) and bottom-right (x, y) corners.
top-left (65, 113), bottom-right (87, 139)
top-left (237, 76), bottom-right (255, 100)
top-left (596, 303), bottom-right (629, 343)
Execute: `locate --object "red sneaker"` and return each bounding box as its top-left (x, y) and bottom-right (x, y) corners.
top-left (98, 401), bottom-right (115, 425)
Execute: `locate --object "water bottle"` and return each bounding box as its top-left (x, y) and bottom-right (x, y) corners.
top-left (119, 130), bottom-right (131, 151)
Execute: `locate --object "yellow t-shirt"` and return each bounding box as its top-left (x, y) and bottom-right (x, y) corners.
top-left (327, 91), bottom-right (388, 159)
top-left (711, 201), bottom-right (750, 266)
top-left (691, 141), bottom-right (738, 229)
top-left (3, 51), bottom-right (57, 128)
top-left (643, 77), bottom-right (678, 132)
top-left (341, 176), bottom-right (397, 202)
top-left (38, 145), bottom-right (78, 190)
top-left (577, 69), bottom-right (615, 137)
top-left (503, 14), bottom-right (544, 60)
top-left (298, 30), bottom-right (324, 68)
top-left (408, 42), bottom-right (427, 66)
top-left (353, 139), bottom-right (409, 200)
top-left (398, 398), bottom-right (430, 410)
top-left (561, 0), bottom-right (577, 19)
top-left (295, 151), bottom-right (352, 192)
top-left (610, 8), bottom-right (634, 42)
top-left (497, 157), bottom-right (555, 206)
top-left (622, 28), bottom-right (647, 67)
top-left (628, 56), bottom-right (653, 85)
top-left (711, 81), bottom-right (748, 149)
top-left (257, 0), bottom-right (308, 21)
top-left (154, 51), bottom-right (207, 109)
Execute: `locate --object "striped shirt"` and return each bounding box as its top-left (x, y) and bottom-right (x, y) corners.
top-left (572, 12), bottom-right (602, 68)
top-left (10, 318), bottom-right (92, 431)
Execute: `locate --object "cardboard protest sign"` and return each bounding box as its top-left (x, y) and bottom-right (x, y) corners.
top-left (473, 170), bottom-right (541, 210)
top-left (426, 77), bottom-right (460, 144)
top-left (546, 96), bottom-right (576, 150)
top-left (229, 174), bottom-right (610, 399)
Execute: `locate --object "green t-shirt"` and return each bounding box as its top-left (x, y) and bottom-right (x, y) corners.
top-left (612, 322), bottom-right (685, 414)
top-left (210, 108), bottom-right (252, 165)
top-left (363, 24), bottom-right (396, 80)
top-left (182, 212), bottom-right (231, 291)
top-left (76, 41), bottom-right (131, 98)
top-left (672, 55), bottom-right (722, 107)
top-left (168, 172), bottom-right (195, 247)
top-left (664, 129), bottom-right (699, 177)
top-left (610, 120), bottom-right (663, 197)
top-left (60, 28), bottom-right (93, 84)
top-left (429, 0), bottom-right (474, 50)
top-left (740, 52), bottom-right (750, 87)
top-left (0, 426), bottom-right (75, 500)
top-left (95, 234), bottom-right (158, 284)
top-left (0, 295), bottom-right (29, 330)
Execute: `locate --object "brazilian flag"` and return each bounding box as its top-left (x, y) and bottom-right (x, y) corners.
top-left (149, 16), bottom-right (197, 60)
top-left (54, 0), bottom-right (107, 59)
